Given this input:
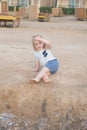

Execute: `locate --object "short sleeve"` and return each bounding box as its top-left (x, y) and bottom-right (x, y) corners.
top-left (34, 51), bottom-right (39, 60)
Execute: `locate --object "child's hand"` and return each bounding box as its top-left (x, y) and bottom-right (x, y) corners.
top-left (34, 36), bottom-right (50, 47)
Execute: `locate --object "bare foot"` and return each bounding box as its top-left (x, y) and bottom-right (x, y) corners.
top-left (43, 76), bottom-right (51, 83)
top-left (29, 78), bottom-right (39, 83)
top-left (47, 72), bottom-right (50, 76)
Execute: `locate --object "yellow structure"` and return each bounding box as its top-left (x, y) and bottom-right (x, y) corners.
top-left (0, 14), bottom-right (20, 27)
top-left (38, 13), bottom-right (50, 22)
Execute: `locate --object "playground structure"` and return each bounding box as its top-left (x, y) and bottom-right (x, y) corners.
top-left (52, 8), bottom-right (63, 17)
top-left (38, 13), bottom-right (50, 22)
top-left (75, 8), bottom-right (87, 20)
top-left (0, 1), bottom-right (26, 27)
top-left (0, 0), bottom-right (87, 26)
top-left (0, 14), bottom-right (20, 28)
top-left (75, 0), bottom-right (87, 20)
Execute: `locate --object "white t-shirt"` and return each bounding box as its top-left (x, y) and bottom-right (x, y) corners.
top-left (34, 49), bottom-right (55, 66)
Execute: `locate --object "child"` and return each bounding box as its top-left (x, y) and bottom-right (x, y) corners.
top-left (29, 33), bottom-right (59, 83)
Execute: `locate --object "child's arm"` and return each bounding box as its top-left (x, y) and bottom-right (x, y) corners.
top-left (34, 36), bottom-right (51, 48)
top-left (33, 59), bottom-right (40, 72)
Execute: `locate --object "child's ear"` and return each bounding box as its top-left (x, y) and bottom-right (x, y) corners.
top-left (43, 44), bottom-right (45, 48)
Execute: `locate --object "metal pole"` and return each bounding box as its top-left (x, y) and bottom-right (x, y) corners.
top-left (57, 0), bottom-right (60, 7)
top-left (9, 0), bottom-right (11, 6)
top-left (26, 0), bottom-right (29, 7)
top-left (79, 0), bottom-right (82, 7)
top-left (31, 0), bottom-right (34, 5)
top-left (38, 0), bottom-right (40, 13)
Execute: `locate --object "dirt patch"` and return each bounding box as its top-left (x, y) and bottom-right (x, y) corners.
top-left (0, 16), bottom-right (87, 129)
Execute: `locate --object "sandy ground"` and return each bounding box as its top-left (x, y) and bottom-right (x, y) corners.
top-left (0, 16), bottom-right (87, 129)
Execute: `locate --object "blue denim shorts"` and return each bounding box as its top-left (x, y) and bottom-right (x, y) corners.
top-left (45, 59), bottom-right (59, 74)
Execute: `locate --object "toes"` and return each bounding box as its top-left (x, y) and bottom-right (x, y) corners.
top-left (43, 78), bottom-right (51, 83)
top-left (29, 79), bottom-right (39, 83)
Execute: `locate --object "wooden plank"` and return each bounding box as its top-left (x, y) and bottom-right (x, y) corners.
top-left (52, 8), bottom-right (63, 17)
top-left (1, 1), bottom-right (8, 12)
top-left (75, 8), bottom-right (86, 20)
top-left (28, 5), bottom-right (38, 20)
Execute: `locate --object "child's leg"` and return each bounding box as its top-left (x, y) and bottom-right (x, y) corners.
top-left (29, 67), bottom-right (50, 83)
top-left (43, 72), bottom-right (51, 83)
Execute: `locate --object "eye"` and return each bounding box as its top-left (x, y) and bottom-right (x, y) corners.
top-left (39, 41), bottom-right (42, 44)
top-left (34, 43), bottom-right (38, 47)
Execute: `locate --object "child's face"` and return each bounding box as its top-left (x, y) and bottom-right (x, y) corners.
top-left (34, 40), bottom-right (44, 51)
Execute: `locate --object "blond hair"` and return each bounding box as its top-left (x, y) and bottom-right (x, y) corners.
top-left (32, 33), bottom-right (49, 51)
